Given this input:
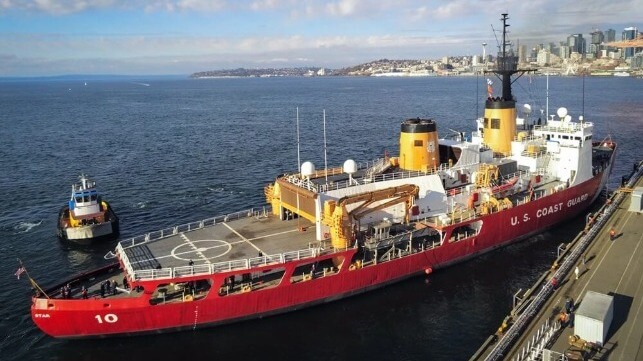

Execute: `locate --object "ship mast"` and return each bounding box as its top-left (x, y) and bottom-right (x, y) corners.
top-left (481, 13), bottom-right (536, 157)
top-left (488, 13), bottom-right (534, 101)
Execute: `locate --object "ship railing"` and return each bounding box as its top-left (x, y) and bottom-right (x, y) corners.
top-left (131, 247), bottom-right (321, 281)
top-left (118, 208), bottom-right (266, 249)
top-left (211, 259), bottom-right (250, 273)
top-left (294, 159), bottom-right (480, 193)
top-left (116, 243), bottom-right (135, 279)
top-left (249, 253), bottom-right (284, 268)
top-left (499, 170), bottom-right (528, 182)
top-left (363, 157), bottom-right (391, 180)
top-left (135, 268), bottom-right (172, 280)
top-left (284, 175), bottom-right (319, 192)
top-left (533, 121), bottom-right (593, 134)
top-left (172, 264), bottom-right (212, 277)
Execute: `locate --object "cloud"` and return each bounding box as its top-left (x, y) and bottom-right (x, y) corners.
top-left (0, 0), bottom-right (115, 15)
top-left (144, 0), bottom-right (226, 13)
top-left (0, 32), bottom-right (468, 75)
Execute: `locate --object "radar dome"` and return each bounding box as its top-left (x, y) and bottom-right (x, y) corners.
top-left (556, 107), bottom-right (568, 119)
top-left (343, 159), bottom-right (357, 174)
top-left (301, 161), bottom-right (315, 178)
top-left (564, 114), bottom-right (572, 122)
top-left (523, 104), bottom-right (532, 114)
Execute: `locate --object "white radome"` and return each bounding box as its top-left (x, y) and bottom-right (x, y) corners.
top-left (301, 161), bottom-right (315, 177)
top-left (343, 159), bottom-right (357, 174)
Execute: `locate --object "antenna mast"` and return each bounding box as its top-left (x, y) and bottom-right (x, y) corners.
top-left (323, 110), bottom-right (328, 184)
top-left (485, 13), bottom-right (536, 101)
top-left (296, 107), bottom-right (301, 172)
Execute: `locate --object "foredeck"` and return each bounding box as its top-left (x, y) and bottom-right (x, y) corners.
top-left (116, 210), bottom-right (319, 281)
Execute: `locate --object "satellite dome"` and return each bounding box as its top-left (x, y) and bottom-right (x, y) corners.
top-left (343, 159), bottom-right (357, 174)
top-left (556, 107), bottom-right (568, 119)
top-left (301, 161), bottom-right (315, 178)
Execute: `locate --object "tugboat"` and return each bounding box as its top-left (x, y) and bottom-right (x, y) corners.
top-left (56, 174), bottom-right (119, 243)
top-left (31, 14), bottom-right (616, 338)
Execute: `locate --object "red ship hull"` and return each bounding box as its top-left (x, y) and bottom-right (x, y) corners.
top-left (31, 169), bottom-right (609, 338)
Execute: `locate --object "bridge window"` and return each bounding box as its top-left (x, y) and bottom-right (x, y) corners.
top-left (484, 118), bottom-right (489, 128)
top-left (414, 140), bottom-right (423, 147)
top-left (491, 118), bottom-right (500, 129)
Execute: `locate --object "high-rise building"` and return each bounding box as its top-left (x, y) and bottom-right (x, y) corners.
top-left (567, 34), bottom-right (586, 55)
top-left (622, 27), bottom-right (639, 58)
top-left (587, 30), bottom-right (602, 58)
top-left (518, 45), bottom-right (527, 64)
top-left (536, 49), bottom-right (551, 66)
top-left (559, 43), bottom-right (570, 59)
top-left (591, 30), bottom-right (604, 45)
top-left (604, 29), bottom-right (616, 53)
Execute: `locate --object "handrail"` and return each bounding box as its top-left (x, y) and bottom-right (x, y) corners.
top-left (533, 121), bottom-right (593, 134)
top-left (118, 208), bottom-right (266, 249)
top-left (282, 158), bottom-right (478, 194)
top-left (131, 247), bottom-right (323, 281)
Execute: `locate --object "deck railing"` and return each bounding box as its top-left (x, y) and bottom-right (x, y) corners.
top-left (118, 208), bottom-right (267, 249)
top-left (316, 161), bottom-right (477, 193)
top-left (129, 247), bottom-right (322, 281)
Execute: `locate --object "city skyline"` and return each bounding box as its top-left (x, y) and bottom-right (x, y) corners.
top-left (0, 0), bottom-right (641, 76)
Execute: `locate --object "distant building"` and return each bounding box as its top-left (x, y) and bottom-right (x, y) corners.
top-left (605, 29), bottom-right (616, 43)
top-left (590, 30), bottom-right (604, 58)
top-left (317, 68), bottom-right (326, 76)
top-left (633, 53), bottom-right (643, 69)
top-left (622, 27), bottom-right (639, 58)
top-left (442, 56), bottom-right (450, 65)
top-left (536, 49), bottom-right (551, 66)
top-left (518, 45), bottom-right (528, 64)
top-left (559, 44), bottom-right (570, 59)
top-left (567, 34), bottom-right (586, 55)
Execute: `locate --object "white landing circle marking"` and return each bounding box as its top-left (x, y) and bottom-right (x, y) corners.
top-left (171, 240), bottom-right (232, 261)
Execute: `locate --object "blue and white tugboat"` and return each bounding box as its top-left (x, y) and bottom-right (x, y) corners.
top-left (57, 175), bottom-right (119, 243)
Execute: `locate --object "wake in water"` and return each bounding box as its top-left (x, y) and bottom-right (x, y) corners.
top-left (14, 220), bottom-right (43, 234)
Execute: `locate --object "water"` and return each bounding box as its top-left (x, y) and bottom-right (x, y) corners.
top-left (0, 76), bottom-right (641, 360)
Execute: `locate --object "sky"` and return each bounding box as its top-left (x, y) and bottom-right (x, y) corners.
top-left (0, 0), bottom-right (641, 76)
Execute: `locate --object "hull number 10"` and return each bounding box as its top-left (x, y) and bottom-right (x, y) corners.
top-left (95, 314), bottom-right (118, 324)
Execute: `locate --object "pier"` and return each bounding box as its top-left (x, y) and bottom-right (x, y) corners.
top-left (471, 160), bottom-right (643, 361)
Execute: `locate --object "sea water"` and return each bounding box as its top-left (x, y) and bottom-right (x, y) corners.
top-left (0, 75), bottom-right (641, 361)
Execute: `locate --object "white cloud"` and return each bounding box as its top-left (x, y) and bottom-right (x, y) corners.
top-left (1, 0), bottom-right (641, 75)
top-left (0, 31), bottom-right (469, 75)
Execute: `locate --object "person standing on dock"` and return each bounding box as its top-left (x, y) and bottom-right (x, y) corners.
top-left (574, 266), bottom-right (580, 280)
top-left (609, 228), bottom-right (616, 241)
